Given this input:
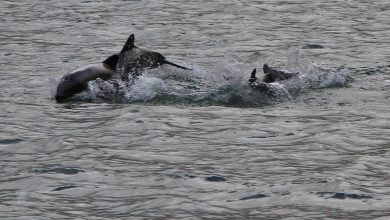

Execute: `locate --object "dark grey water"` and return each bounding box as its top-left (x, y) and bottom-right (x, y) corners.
top-left (1, 0), bottom-right (390, 219)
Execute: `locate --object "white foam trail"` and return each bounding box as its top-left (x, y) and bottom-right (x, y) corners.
top-left (124, 75), bottom-right (166, 102)
top-left (51, 54), bottom-right (350, 105)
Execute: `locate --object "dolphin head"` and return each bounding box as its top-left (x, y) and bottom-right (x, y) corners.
top-left (55, 71), bottom-right (89, 102)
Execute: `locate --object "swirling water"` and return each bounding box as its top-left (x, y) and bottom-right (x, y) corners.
top-left (1, 0), bottom-right (390, 219)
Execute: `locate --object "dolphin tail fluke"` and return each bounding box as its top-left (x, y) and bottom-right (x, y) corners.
top-left (162, 60), bottom-right (193, 70)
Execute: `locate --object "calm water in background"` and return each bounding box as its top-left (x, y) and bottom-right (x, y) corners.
top-left (1, 0), bottom-right (390, 219)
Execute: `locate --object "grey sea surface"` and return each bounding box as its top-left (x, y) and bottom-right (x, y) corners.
top-left (1, 0), bottom-right (390, 219)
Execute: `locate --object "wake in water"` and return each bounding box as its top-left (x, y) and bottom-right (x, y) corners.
top-left (52, 53), bottom-right (350, 107)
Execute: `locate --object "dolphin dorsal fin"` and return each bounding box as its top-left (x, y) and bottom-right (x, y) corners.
top-left (121, 34), bottom-right (136, 52)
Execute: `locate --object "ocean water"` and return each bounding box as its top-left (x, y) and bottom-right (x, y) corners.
top-left (1, 0), bottom-right (390, 219)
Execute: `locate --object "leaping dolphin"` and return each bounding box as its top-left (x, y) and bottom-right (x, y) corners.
top-left (55, 34), bottom-right (191, 102)
top-left (262, 64), bottom-right (299, 83)
top-left (248, 64), bottom-right (299, 91)
top-left (117, 34), bottom-right (191, 81)
top-left (249, 64), bottom-right (299, 84)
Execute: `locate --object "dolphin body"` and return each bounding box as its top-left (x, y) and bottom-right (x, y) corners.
top-left (116, 34), bottom-right (191, 81)
top-left (248, 64), bottom-right (299, 91)
top-left (262, 64), bottom-right (299, 83)
top-left (55, 34), bottom-right (191, 102)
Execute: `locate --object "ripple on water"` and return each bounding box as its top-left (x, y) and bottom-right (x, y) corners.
top-left (32, 166), bottom-right (84, 175)
top-left (315, 192), bottom-right (373, 200)
top-left (239, 193), bottom-right (269, 201)
top-left (205, 176), bottom-right (228, 182)
top-left (0, 139), bottom-right (23, 145)
top-left (52, 184), bottom-right (80, 192)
